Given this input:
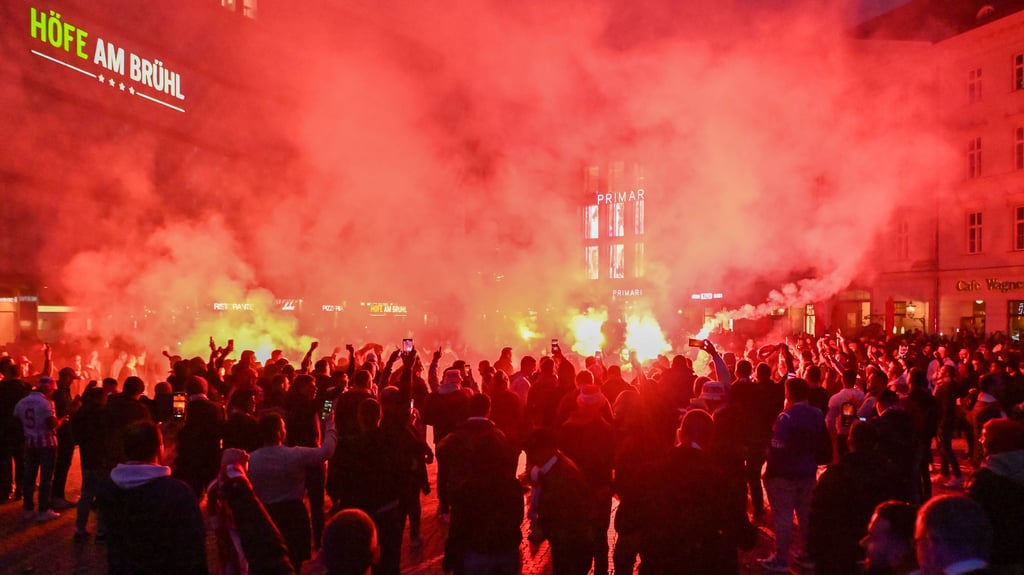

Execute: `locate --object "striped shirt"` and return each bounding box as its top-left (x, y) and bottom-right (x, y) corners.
top-left (14, 392), bottom-right (58, 449)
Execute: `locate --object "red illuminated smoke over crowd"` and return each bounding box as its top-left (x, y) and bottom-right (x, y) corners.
top-left (0, 0), bottom-right (954, 359)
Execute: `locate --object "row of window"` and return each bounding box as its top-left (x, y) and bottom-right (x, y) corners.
top-left (963, 129), bottom-right (1024, 179)
top-left (967, 52), bottom-right (1024, 102)
top-left (962, 208), bottom-right (1024, 254)
top-left (896, 209), bottom-right (1024, 256)
top-left (583, 201), bottom-right (645, 239)
top-left (585, 243), bottom-right (644, 280)
top-left (965, 53), bottom-right (1024, 176)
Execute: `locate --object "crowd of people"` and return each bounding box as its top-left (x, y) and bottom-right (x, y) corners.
top-left (1, 328), bottom-right (1023, 575)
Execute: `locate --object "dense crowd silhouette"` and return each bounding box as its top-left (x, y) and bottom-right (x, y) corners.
top-left (2, 329), bottom-right (1023, 575)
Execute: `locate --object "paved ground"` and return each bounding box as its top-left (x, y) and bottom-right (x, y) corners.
top-left (0, 440), bottom-right (973, 575)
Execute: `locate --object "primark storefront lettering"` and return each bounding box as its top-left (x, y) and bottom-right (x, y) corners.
top-left (957, 279), bottom-right (1024, 292)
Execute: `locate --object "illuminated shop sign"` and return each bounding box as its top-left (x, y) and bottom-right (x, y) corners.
top-left (596, 189), bottom-right (645, 205)
top-left (28, 7), bottom-right (186, 112)
top-left (957, 279), bottom-right (1024, 293)
top-left (0, 296), bottom-right (39, 303)
top-left (321, 304), bottom-right (344, 312)
top-left (274, 299), bottom-right (303, 312)
top-left (361, 301), bottom-right (408, 317)
top-left (612, 289), bottom-right (644, 297)
top-left (690, 293), bottom-right (724, 300)
top-left (212, 300), bottom-right (304, 312)
top-left (213, 302), bottom-right (254, 311)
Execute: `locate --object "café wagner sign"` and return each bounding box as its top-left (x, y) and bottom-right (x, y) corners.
top-left (27, 7), bottom-right (186, 112)
top-left (956, 279), bottom-right (1024, 293)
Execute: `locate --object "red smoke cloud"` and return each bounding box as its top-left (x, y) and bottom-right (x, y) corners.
top-left (0, 0), bottom-right (956, 359)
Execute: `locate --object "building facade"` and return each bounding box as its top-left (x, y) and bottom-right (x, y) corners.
top-left (581, 162), bottom-right (648, 298)
top-left (868, 2), bottom-right (1024, 339)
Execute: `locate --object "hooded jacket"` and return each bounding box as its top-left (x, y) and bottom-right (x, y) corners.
top-left (98, 463), bottom-right (208, 574)
top-left (967, 450), bottom-right (1024, 567)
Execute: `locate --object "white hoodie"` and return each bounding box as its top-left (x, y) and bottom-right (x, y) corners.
top-left (110, 463), bottom-right (172, 489)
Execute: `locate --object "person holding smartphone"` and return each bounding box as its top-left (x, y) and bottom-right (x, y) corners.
top-left (249, 409), bottom-right (338, 569)
top-left (826, 369), bottom-right (865, 460)
top-left (285, 374), bottom-right (331, 550)
top-left (174, 376), bottom-right (227, 499)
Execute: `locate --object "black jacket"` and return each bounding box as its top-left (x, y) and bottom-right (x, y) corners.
top-left (98, 471), bottom-right (208, 575)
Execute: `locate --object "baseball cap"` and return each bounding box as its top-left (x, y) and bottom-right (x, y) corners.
top-left (699, 381), bottom-right (727, 403)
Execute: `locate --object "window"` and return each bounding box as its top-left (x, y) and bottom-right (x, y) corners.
top-left (584, 205), bottom-right (599, 239)
top-left (634, 200), bottom-right (645, 235)
top-left (897, 219), bottom-right (909, 260)
top-left (969, 137), bottom-right (982, 179)
top-left (221, 0), bottom-right (258, 18)
top-left (608, 203), bottom-right (625, 237)
top-left (585, 246), bottom-right (600, 280)
top-left (969, 68), bottom-right (982, 103)
top-left (634, 243), bottom-right (645, 277)
top-left (1016, 207), bottom-right (1024, 251)
top-left (968, 211), bottom-right (983, 254)
top-left (609, 244), bottom-right (625, 279)
top-left (1017, 128), bottom-right (1024, 170)
top-left (1016, 54), bottom-right (1024, 90)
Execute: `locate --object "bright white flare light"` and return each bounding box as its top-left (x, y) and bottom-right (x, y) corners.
top-left (569, 310), bottom-right (607, 356)
top-left (624, 313), bottom-right (671, 362)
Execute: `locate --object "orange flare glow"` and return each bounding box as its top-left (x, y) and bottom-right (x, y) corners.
top-left (181, 290), bottom-right (315, 364)
top-left (624, 313), bottom-right (671, 362)
top-left (568, 310), bottom-right (607, 356)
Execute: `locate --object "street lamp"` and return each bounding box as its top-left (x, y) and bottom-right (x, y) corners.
top-left (906, 302), bottom-right (925, 332)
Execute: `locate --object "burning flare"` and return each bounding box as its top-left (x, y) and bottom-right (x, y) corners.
top-left (624, 312), bottom-right (671, 362)
top-left (517, 316), bottom-right (538, 342)
top-left (180, 289), bottom-right (315, 363)
top-left (568, 309), bottom-right (607, 356)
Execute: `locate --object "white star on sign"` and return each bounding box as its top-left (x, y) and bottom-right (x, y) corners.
top-left (98, 74), bottom-right (105, 83)
top-left (119, 83), bottom-right (125, 91)
top-left (129, 86), bottom-right (135, 95)
top-left (109, 78), bottom-right (115, 86)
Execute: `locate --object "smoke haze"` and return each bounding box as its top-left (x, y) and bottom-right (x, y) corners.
top-left (0, 0), bottom-right (956, 359)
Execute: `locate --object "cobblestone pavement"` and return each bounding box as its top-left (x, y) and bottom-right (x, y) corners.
top-left (0, 440), bottom-right (973, 575)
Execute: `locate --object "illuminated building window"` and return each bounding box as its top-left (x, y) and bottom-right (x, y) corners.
top-left (634, 200), bottom-right (645, 235)
top-left (634, 243), bottom-right (645, 277)
top-left (968, 211), bottom-right (983, 254)
top-left (609, 203), bottom-right (625, 237)
top-left (968, 137), bottom-right (982, 179)
top-left (585, 246), bottom-right (600, 280)
top-left (1016, 54), bottom-right (1024, 90)
top-left (610, 244), bottom-right (625, 279)
top-left (1016, 128), bottom-right (1024, 170)
top-left (897, 219), bottom-right (909, 260)
top-left (584, 205), bottom-right (599, 239)
top-left (221, 0), bottom-right (257, 19)
top-left (1015, 207), bottom-right (1024, 251)
top-left (968, 68), bottom-right (982, 103)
